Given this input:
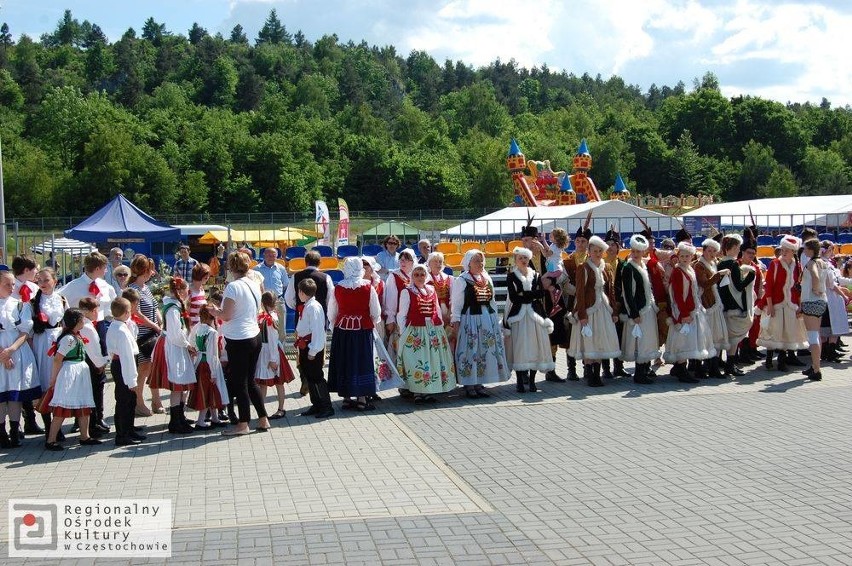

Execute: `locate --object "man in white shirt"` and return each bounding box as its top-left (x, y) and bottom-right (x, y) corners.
top-left (254, 248), bottom-right (289, 342)
top-left (295, 279), bottom-right (333, 419)
top-left (103, 247), bottom-right (124, 294)
top-left (59, 252), bottom-right (116, 355)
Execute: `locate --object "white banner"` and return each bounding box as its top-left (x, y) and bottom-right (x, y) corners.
top-left (337, 198), bottom-right (350, 247)
top-left (315, 200), bottom-right (330, 245)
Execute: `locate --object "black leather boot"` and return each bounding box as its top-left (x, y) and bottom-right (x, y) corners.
top-left (777, 351), bottom-right (789, 371)
top-left (786, 350), bottom-right (805, 366)
top-left (588, 363), bottom-right (604, 387)
top-left (693, 359), bottom-right (707, 379)
top-left (601, 359), bottom-right (613, 379)
top-left (545, 369), bottom-right (566, 383)
top-left (724, 357), bottom-right (745, 376)
top-left (567, 355), bottom-right (579, 381)
top-left (633, 362), bottom-right (654, 384)
top-left (706, 355), bottom-right (724, 378)
top-left (613, 358), bottom-right (629, 377)
top-left (515, 371), bottom-right (526, 393)
top-left (9, 421), bottom-right (22, 447)
top-left (0, 424), bottom-right (9, 448)
top-left (23, 402), bottom-right (44, 435)
top-left (167, 406), bottom-right (194, 434)
top-left (528, 371), bottom-right (538, 393)
top-left (765, 349), bottom-right (774, 370)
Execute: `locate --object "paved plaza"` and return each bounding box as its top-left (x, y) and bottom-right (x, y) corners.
top-left (2, 355), bottom-right (852, 565)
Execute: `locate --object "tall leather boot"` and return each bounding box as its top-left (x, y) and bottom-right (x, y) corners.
top-left (601, 359), bottom-right (613, 379)
top-left (765, 349), bottom-right (774, 370)
top-left (613, 358), bottom-right (629, 377)
top-left (180, 402), bottom-right (193, 426)
top-left (706, 355), bottom-right (724, 378)
top-left (567, 355), bottom-right (579, 381)
top-left (0, 424), bottom-right (9, 448)
top-left (724, 354), bottom-right (745, 376)
top-left (515, 371), bottom-right (526, 393)
top-left (776, 351), bottom-right (789, 371)
top-left (634, 362), bottom-right (654, 384)
top-left (786, 350), bottom-right (805, 367)
top-left (693, 359), bottom-right (707, 379)
top-left (167, 406), bottom-right (194, 434)
top-left (588, 363), bottom-right (604, 387)
top-left (9, 421), bottom-right (22, 447)
top-left (528, 371), bottom-right (538, 393)
top-left (23, 401), bottom-right (44, 435)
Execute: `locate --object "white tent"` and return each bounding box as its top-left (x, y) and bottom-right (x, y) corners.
top-left (682, 195), bottom-right (852, 231)
top-left (441, 200), bottom-right (681, 240)
top-left (30, 237), bottom-right (97, 256)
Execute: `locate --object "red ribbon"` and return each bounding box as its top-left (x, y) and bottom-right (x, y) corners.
top-left (88, 281), bottom-right (101, 297)
top-left (19, 285), bottom-right (32, 303)
top-left (131, 313), bottom-right (144, 325)
top-left (46, 342), bottom-right (58, 357)
top-left (75, 332), bottom-right (89, 345)
top-left (38, 312), bottom-right (49, 323)
top-left (258, 313), bottom-right (275, 327)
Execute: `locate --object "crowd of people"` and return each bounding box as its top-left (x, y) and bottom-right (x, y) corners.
top-left (0, 222), bottom-right (848, 452)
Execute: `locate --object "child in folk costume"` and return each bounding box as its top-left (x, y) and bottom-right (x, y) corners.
top-left (76, 298), bottom-right (111, 439)
top-left (361, 256), bottom-right (404, 396)
top-left (149, 277), bottom-right (198, 434)
top-left (27, 268), bottom-right (68, 436)
top-left (107, 298), bottom-right (146, 446)
top-left (0, 271), bottom-right (40, 448)
top-left (44, 309), bottom-right (102, 450)
top-left (451, 250), bottom-right (509, 398)
top-left (254, 291), bottom-right (293, 420)
top-left (187, 307), bottom-right (230, 428)
top-left (693, 237), bottom-right (730, 379)
top-left (601, 226), bottom-right (629, 379)
top-left (717, 234), bottom-right (756, 376)
top-left (295, 278), bottom-right (334, 419)
top-left (396, 264), bottom-right (457, 403)
top-left (737, 228), bottom-right (766, 362)
top-left (503, 247), bottom-right (555, 393)
top-left (566, 236), bottom-right (622, 388)
top-left (619, 235), bottom-right (661, 384)
top-left (665, 242), bottom-right (715, 383)
top-left (12, 255), bottom-right (41, 437)
top-left (426, 252), bottom-right (454, 346)
top-left (757, 236), bottom-right (809, 371)
top-left (562, 219), bottom-right (592, 381)
top-left (543, 228), bottom-right (570, 311)
top-left (327, 257), bottom-right (382, 411)
top-left (383, 248), bottom-right (416, 366)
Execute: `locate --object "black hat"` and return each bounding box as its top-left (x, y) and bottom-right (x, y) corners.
top-left (575, 225), bottom-right (592, 240)
top-left (675, 227), bottom-right (691, 243)
top-left (604, 224), bottom-right (620, 245)
top-left (520, 225), bottom-right (539, 238)
top-left (712, 231), bottom-right (723, 243)
top-left (742, 226), bottom-right (757, 251)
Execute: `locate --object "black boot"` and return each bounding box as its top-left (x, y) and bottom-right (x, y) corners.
top-left (0, 424), bottom-right (9, 448)
top-left (180, 402), bottom-right (194, 425)
top-left (825, 342), bottom-right (842, 362)
top-left (776, 351), bottom-right (789, 371)
top-left (786, 350), bottom-right (805, 367)
top-left (808, 370), bottom-right (823, 381)
top-left (633, 362), bottom-right (654, 385)
top-left (9, 422), bottom-right (22, 448)
top-left (765, 349), bottom-right (774, 370)
top-left (545, 369), bottom-right (566, 383)
top-left (673, 362), bottom-right (699, 383)
top-left (613, 358), bottom-right (629, 377)
top-left (706, 355), bottom-right (724, 378)
top-left (693, 359), bottom-right (707, 380)
top-left (23, 402), bottom-right (44, 435)
top-left (567, 355), bottom-right (579, 381)
top-left (601, 359), bottom-right (613, 379)
top-left (588, 363), bottom-right (604, 387)
top-left (724, 356), bottom-right (745, 376)
top-left (515, 371), bottom-right (526, 393)
top-left (528, 371), bottom-right (538, 393)
top-left (167, 406), bottom-right (194, 434)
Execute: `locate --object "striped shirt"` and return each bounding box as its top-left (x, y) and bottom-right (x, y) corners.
top-left (129, 283), bottom-right (158, 340)
top-left (188, 287), bottom-right (207, 326)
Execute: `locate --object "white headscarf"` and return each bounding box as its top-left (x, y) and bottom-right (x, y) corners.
top-left (339, 256), bottom-right (366, 289)
top-left (462, 249), bottom-right (484, 272)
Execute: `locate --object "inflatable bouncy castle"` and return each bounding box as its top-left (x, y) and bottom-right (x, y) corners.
top-left (507, 139), bottom-right (602, 207)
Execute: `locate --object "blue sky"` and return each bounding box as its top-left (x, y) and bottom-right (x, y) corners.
top-left (2, 0), bottom-right (850, 106)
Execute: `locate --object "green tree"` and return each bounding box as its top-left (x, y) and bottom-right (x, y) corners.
top-left (208, 56), bottom-right (238, 107)
top-left (798, 147), bottom-right (852, 195)
top-left (759, 166), bottom-right (798, 198)
top-left (188, 23), bottom-right (208, 45)
top-left (229, 24), bottom-right (248, 44)
top-left (659, 88), bottom-right (735, 158)
top-left (440, 80), bottom-right (511, 141)
top-left (0, 69), bottom-right (24, 109)
top-left (735, 141), bottom-right (778, 199)
top-left (256, 9), bottom-right (291, 45)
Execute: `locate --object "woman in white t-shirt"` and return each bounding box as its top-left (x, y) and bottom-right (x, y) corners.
top-left (207, 252), bottom-right (270, 435)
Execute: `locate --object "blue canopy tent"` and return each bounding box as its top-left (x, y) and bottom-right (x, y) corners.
top-left (65, 194), bottom-right (181, 263)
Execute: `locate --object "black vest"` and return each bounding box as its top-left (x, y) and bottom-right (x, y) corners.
top-left (294, 268), bottom-right (329, 316)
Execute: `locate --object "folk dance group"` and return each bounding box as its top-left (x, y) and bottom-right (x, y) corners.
top-left (1, 222), bottom-right (847, 452)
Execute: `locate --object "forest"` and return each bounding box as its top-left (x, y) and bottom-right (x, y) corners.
top-left (0, 9), bottom-right (850, 219)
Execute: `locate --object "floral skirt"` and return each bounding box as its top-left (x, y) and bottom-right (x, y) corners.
top-left (396, 322), bottom-right (457, 395)
top-left (373, 328), bottom-right (404, 391)
top-left (455, 312), bottom-right (509, 386)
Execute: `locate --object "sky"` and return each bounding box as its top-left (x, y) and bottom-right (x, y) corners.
top-left (2, 0), bottom-right (851, 107)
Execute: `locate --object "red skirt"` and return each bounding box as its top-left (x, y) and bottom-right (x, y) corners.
top-left (279, 345), bottom-right (296, 384)
top-left (147, 336), bottom-right (169, 389)
top-left (168, 381), bottom-right (195, 392)
top-left (52, 407), bottom-right (92, 418)
top-left (36, 388), bottom-right (54, 415)
top-left (187, 362), bottom-right (224, 410)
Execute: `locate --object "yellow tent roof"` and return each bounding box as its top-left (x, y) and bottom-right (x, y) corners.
top-left (198, 227), bottom-right (322, 245)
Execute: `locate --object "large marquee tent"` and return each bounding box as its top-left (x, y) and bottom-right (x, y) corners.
top-left (681, 195), bottom-right (852, 232)
top-left (440, 200), bottom-right (682, 240)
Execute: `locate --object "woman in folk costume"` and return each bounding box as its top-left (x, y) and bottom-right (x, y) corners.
top-left (818, 241), bottom-right (851, 362)
top-left (601, 226), bottom-right (629, 379)
top-left (327, 257), bottom-right (382, 411)
top-left (799, 239), bottom-right (831, 381)
top-left (757, 235), bottom-right (808, 371)
top-left (619, 235), bottom-right (661, 385)
top-left (566, 236), bottom-right (621, 388)
top-left (149, 277), bottom-right (198, 434)
top-left (396, 264), bottom-right (457, 403)
top-left (0, 271), bottom-right (40, 448)
top-left (383, 248), bottom-right (416, 366)
top-left (426, 252), bottom-right (454, 347)
top-left (503, 247), bottom-right (554, 392)
top-left (692, 236), bottom-right (729, 379)
top-left (361, 256), bottom-right (403, 395)
top-left (451, 249), bottom-right (509, 398)
top-left (664, 241), bottom-right (715, 383)
top-left (717, 234), bottom-right (756, 376)
top-left (561, 213), bottom-right (593, 381)
top-left (737, 226), bottom-right (766, 362)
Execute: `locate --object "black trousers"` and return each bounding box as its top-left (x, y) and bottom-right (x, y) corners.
top-left (225, 335), bottom-right (266, 423)
top-left (86, 357), bottom-right (106, 427)
top-left (299, 348), bottom-right (331, 411)
top-left (111, 359), bottom-right (136, 440)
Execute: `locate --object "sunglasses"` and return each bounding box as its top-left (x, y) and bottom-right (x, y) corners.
top-left (116, 274), bottom-right (129, 278)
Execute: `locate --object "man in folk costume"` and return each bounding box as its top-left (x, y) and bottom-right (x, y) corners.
top-left (619, 235), bottom-right (661, 384)
top-left (567, 236), bottom-right (622, 387)
top-left (692, 235), bottom-right (729, 379)
top-left (717, 233), bottom-right (757, 376)
top-left (601, 226), bottom-right (629, 379)
top-left (561, 211), bottom-right (593, 381)
top-left (757, 235), bottom-right (809, 371)
top-left (520, 214), bottom-right (548, 274)
top-left (738, 225), bottom-right (766, 362)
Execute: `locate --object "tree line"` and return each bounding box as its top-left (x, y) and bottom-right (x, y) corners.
top-left (0, 9), bottom-right (850, 219)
